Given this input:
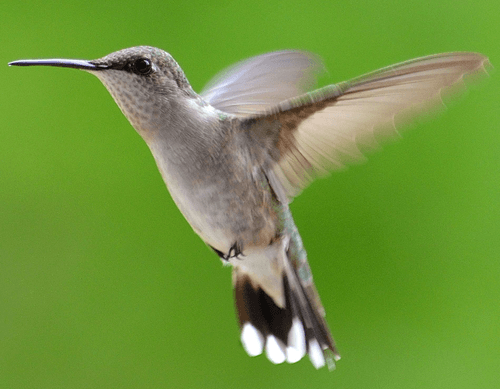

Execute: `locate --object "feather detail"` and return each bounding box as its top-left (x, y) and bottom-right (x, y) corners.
top-left (243, 52), bottom-right (490, 200)
top-left (201, 51), bottom-right (324, 116)
top-left (233, 237), bottom-right (339, 370)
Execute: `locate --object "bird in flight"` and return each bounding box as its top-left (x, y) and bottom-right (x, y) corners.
top-left (9, 47), bottom-right (489, 369)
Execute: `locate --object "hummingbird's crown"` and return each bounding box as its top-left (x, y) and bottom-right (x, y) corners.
top-left (92, 46), bottom-right (193, 93)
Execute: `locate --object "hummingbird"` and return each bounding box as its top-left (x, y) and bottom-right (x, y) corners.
top-left (9, 47), bottom-right (488, 370)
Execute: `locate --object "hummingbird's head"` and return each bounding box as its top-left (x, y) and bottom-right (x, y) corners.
top-left (9, 46), bottom-right (199, 139)
top-left (90, 46), bottom-right (199, 136)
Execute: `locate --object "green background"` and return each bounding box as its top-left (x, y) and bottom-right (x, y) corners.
top-left (1, 0), bottom-right (499, 388)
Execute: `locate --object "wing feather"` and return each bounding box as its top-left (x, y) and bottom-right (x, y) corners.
top-left (246, 52), bottom-right (489, 200)
top-left (201, 51), bottom-right (324, 116)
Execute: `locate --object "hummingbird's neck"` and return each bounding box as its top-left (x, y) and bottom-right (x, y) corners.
top-left (144, 98), bottom-right (236, 204)
top-left (146, 96), bottom-right (230, 168)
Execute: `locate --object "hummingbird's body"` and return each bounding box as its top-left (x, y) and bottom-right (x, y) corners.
top-left (9, 47), bottom-right (488, 369)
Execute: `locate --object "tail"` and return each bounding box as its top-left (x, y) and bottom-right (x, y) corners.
top-left (232, 237), bottom-right (340, 370)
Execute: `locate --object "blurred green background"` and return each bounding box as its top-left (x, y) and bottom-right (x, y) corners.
top-left (1, 0), bottom-right (499, 388)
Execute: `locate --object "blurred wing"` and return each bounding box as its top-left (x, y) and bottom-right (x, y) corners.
top-left (249, 52), bottom-right (489, 200)
top-left (200, 51), bottom-right (324, 116)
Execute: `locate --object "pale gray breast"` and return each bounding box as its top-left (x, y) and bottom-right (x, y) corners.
top-left (152, 126), bottom-right (280, 253)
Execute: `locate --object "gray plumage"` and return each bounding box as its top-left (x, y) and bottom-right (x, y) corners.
top-left (9, 47), bottom-right (489, 369)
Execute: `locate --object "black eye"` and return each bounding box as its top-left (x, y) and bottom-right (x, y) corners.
top-left (133, 58), bottom-right (152, 75)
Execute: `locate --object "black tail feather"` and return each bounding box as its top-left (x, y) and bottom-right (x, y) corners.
top-left (234, 265), bottom-right (339, 369)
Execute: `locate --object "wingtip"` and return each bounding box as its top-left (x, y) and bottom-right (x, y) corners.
top-left (477, 55), bottom-right (493, 78)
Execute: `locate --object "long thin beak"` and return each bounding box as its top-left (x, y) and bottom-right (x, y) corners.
top-left (8, 59), bottom-right (109, 70)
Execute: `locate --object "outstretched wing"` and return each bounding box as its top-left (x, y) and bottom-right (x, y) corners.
top-left (200, 51), bottom-right (324, 116)
top-left (245, 52), bottom-right (489, 200)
